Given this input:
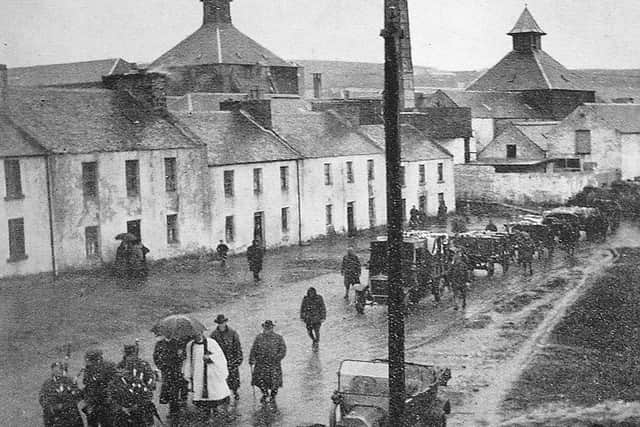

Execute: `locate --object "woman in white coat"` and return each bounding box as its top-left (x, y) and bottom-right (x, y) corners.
top-left (183, 332), bottom-right (231, 417)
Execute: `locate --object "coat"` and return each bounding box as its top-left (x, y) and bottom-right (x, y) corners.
top-left (153, 339), bottom-right (188, 405)
top-left (341, 253), bottom-right (361, 284)
top-left (249, 331), bottom-right (286, 390)
top-left (210, 327), bottom-right (243, 391)
top-left (300, 294), bottom-right (327, 325)
top-left (247, 244), bottom-right (264, 272)
top-left (83, 361), bottom-right (118, 409)
top-left (183, 338), bottom-right (230, 401)
top-left (39, 376), bottom-right (83, 427)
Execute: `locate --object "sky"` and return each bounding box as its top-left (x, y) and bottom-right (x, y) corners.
top-left (1, 0), bottom-right (640, 70)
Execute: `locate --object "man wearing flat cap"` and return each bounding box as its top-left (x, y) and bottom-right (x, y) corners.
top-left (210, 314), bottom-right (243, 401)
top-left (249, 320), bottom-right (287, 403)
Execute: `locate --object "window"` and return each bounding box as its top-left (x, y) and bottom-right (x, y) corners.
top-left (368, 197), bottom-right (376, 228)
top-left (346, 161), bottom-right (354, 183)
top-left (166, 214), bottom-right (179, 244)
top-left (164, 157), bottom-right (177, 192)
top-left (225, 216), bottom-right (234, 242)
top-left (125, 160), bottom-right (139, 197)
top-left (85, 226), bottom-right (100, 258)
top-left (437, 162), bottom-right (444, 182)
top-left (324, 163), bottom-right (332, 185)
top-left (4, 159), bottom-right (23, 199)
top-left (82, 162), bottom-right (98, 200)
top-left (506, 144), bottom-right (517, 159)
top-left (126, 220), bottom-right (141, 242)
top-left (419, 195), bottom-right (427, 213)
top-left (400, 166), bottom-right (406, 187)
top-left (280, 166), bottom-right (289, 191)
top-left (418, 164), bottom-right (426, 185)
top-left (325, 204), bottom-right (333, 226)
top-left (223, 170), bottom-right (234, 197)
top-left (8, 218), bottom-right (26, 261)
top-left (575, 130), bottom-right (592, 154)
top-left (253, 168), bottom-right (263, 194)
top-left (281, 207), bottom-right (289, 233)
top-left (554, 158), bottom-right (581, 171)
top-left (367, 159), bottom-right (375, 181)
top-left (438, 193), bottom-right (445, 205)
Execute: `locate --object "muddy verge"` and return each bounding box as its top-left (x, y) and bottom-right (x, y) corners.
top-left (501, 247), bottom-right (640, 425)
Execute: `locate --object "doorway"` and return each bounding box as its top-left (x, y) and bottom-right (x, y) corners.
top-left (127, 219), bottom-right (141, 242)
top-left (347, 202), bottom-right (355, 236)
top-left (254, 212), bottom-right (265, 245)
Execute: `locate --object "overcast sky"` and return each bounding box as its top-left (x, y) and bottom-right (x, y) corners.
top-left (1, 0), bottom-right (639, 70)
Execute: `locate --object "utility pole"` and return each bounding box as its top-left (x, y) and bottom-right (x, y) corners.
top-left (381, 0), bottom-right (405, 422)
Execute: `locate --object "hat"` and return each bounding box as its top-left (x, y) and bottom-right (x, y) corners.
top-left (123, 344), bottom-right (138, 356)
top-left (214, 314), bottom-right (229, 324)
top-left (262, 320), bottom-right (275, 329)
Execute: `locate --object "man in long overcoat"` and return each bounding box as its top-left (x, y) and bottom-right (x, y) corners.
top-left (39, 362), bottom-right (83, 427)
top-left (299, 287), bottom-right (326, 346)
top-left (82, 349), bottom-right (118, 427)
top-left (249, 320), bottom-right (287, 403)
top-left (210, 314), bottom-right (243, 401)
top-left (153, 337), bottom-right (189, 418)
top-left (247, 240), bottom-right (264, 282)
top-left (341, 248), bottom-right (361, 300)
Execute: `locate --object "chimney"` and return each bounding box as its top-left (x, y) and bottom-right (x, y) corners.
top-left (202, 0), bottom-right (233, 25)
top-left (0, 64), bottom-right (7, 111)
top-left (312, 73), bottom-right (322, 99)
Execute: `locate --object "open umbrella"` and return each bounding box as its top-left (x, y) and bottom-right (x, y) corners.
top-left (115, 233), bottom-right (137, 241)
top-left (151, 314), bottom-right (206, 340)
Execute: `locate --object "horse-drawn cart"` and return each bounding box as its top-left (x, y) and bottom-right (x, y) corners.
top-left (452, 231), bottom-right (511, 276)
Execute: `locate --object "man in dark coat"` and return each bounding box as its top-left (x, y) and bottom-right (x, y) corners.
top-left (216, 240), bottom-right (230, 266)
top-left (341, 248), bottom-right (361, 300)
top-left (82, 349), bottom-right (118, 427)
top-left (113, 344), bottom-right (157, 427)
top-left (153, 337), bottom-right (188, 418)
top-left (247, 240), bottom-right (264, 282)
top-left (299, 287), bottom-right (327, 347)
top-left (448, 252), bottom-right (471, 310)
top-left (210, 314), bottom-right (243, 401)
top-left (249, 320), bottom-right (287, 404)
top-left (39, 362), bottom-right (83, 427)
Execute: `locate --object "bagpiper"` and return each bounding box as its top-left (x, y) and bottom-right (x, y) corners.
top-left (39, 362), bottom-right (83, 427)
top-left (111, 344), bottom-right (157, 426)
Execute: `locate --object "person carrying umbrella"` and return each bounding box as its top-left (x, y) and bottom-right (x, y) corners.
top-left (210, 314), bottom-right (243, 401)
top-left (249, 320), bottom-right (287, 404)
top-left (153, 336), bottom-right (189, 419)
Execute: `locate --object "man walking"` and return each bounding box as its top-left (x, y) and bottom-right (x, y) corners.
top-left (153, 336), bottom-right (189, 419)
top-left (210, 314), bottom-right (243, 401)
top-left (216, 240), bottom-right (229, 267)
top-left (82, 349), bottom-right (118, 427)
top-left (341, 248), bottom-right (361, 300)
top-left (300, 287), bottom-right (326, 348)
top-left (183, 332), bottom-right (230, 419)
top-left (247, 240), bottom-right (264, 282)
top-left (249, 320), bottom-right (287, 404)
top-left (39, 362), bottom-right (83, 427)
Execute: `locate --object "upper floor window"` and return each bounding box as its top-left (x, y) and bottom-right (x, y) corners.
top-left (506, 144), bottom-right (517, 159)
top-left (280, 166), bottom-right (289, 191)
top-left (82, 162), bottom-right (98, 201)
top-left (4, 159), bottom-right (23, 200)
top-left (324, 163), bottom-right (332, 185)
top-left (125, 160), bottom-right (139, 197)
top-left (437, 162), bottom-right (444, 182)
top-left (253, 168), bottom-right (263, 194)
top-left (346, 161), bottom-right (354, 183)
top-left (164, 157), bottom-right (177, 192)
top-left (367, 159), bottom-right (375, 181)
top-left (418, 164), bottom-right (426, 185)
top-left (575, 130), bottom-right (592, 154)
top-left (223, 170), bottom-right (234, 197)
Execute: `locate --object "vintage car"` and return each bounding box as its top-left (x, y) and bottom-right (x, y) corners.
top-left (452, 230), bottom-right (511, 276)
top-left (367, 233), bottom-right (451, 305)
top-left (329, 359), bottom-right (451, 427)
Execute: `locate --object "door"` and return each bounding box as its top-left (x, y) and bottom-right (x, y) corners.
top-left (419, 194), bottom-right (427, 214)
top-left (347, 202), bottom-right (355, 236)
top-left (254, 212), bottom-right (265, 245)
top-left (126, 219), bottom-right (141, 242)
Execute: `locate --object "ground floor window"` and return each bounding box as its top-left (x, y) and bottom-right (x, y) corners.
top-left (368, 198), bottom-right (376, 228)
top-left (8, 218), bottom-right (26, 261)
top-left (326, 204), bottom-right (333, 226)
top-left (281, 207), bottom-right (289, 233)
top-left (166, 214), bottom-right (179, 244)
top-left (401, 199), bottom-right (406, 222)
top-left (225, 216), bottom-right (234, 243)
top-left (85, 226), bottom-right (100, 258)
top-left (419, 194), bottom-right (427, 213)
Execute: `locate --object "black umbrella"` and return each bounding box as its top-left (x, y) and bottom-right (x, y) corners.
top-left (115, 233), bottom-right (137, 241)
top-left (151, 314), bottom-right (206, 340)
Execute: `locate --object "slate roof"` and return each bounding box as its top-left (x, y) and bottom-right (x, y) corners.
top-left (6, 88), bottom-right (202, 154)
top-left (0, 114), bottom-right (47, 157)
top-left (477, 122), bottom-right (553, 160)
top-left (508, 7), bottom-right (546, 35)
top-left (580, 103), bottom-right (640, 133)
top-left (467, 49), bottom-right (589, 91)
top-left (515, 122), bottom-right (558, 151)
top-left (274, 111), bottom-right (382, 159)
top-left (8, 59), bottom-right (135, 87)
top-left (150, 23), bottom-right (293, 69)
top-left (175, 111), bottom-right (300, 166)
top-left (359, 124), bottom-right (452, 161)
top-left (442, 90), bottom-right (550, 119)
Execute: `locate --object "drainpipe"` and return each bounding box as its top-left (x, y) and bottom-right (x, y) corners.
top-left (45, 155), bottom-right (57, 278)
top-left (295, 159), bottom-right (303, 245)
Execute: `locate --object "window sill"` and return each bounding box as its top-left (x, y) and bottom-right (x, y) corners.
top-left (168, 241), bottom-right (180, 246)
top-left (7, 254), bottom-right (28, 263)
top-left (437, 180), bottom-right (445, 184)
top-left (4, 194), bottom-right (25, 201)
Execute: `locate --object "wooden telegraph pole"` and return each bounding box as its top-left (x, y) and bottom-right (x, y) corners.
top-left (381, 0), bottom-right (405, 422)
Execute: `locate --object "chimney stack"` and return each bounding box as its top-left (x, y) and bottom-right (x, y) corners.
top-left (0, 64), bottom-right (7, 112)
top-left (312, 73), bottom-right (322, 99)
top-left (202, 0), bottom-right (233, 26)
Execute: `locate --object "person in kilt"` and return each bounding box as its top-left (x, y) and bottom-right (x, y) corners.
top-left (39, 362), bottom-right (83, 427)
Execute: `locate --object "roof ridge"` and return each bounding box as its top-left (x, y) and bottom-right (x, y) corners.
top-left (532, 51), bottom-right (552, 89)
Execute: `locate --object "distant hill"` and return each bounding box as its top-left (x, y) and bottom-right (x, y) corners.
top-left (295, 60), bottom-right (640, 102)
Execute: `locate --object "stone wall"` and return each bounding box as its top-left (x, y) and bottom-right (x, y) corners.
top-left (455, 164), bottom-right (620, 205)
